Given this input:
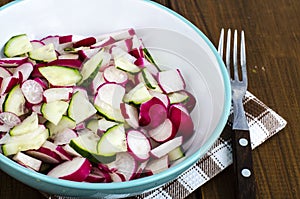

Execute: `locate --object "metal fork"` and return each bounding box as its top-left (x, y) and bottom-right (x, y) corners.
top-left (218, 29), bottom-right (256, 199)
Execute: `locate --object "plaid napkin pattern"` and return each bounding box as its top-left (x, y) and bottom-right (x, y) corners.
top-left (46, 91), bottom-right (287, 199)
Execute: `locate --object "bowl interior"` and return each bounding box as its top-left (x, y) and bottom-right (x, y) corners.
top-left (0, 0), bottom-right (231, 197)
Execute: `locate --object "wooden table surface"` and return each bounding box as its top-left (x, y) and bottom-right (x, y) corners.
top-left (0, 0), bottom-right (299, 198)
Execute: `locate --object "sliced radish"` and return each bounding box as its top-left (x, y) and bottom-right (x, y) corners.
top-left (110, 172), bottom-right (126, 182)
top-left (103, 66), bottom-right (128, 85)
top-left (85, 167), bottom-right (107, 183)
top-left (30, 40), bottom-right (45, 49)
top-left (47, 157), bottom-right (92, 182)
top-left (148, 118), bottom-right (177, 143)
top-left (127, 130), bottom-right (151, 161)
top-left (73, 37), bottom-right (96, 48)
top-left (0, 57), bottom-right (28, 67)
top-left (95, 83), bottom-right (125, 109)
top-left (0, 76), bottom-right (19, 95)
top-left (158, 69), bottom-right (186, 94)
top-left (95, 28), bottom-right (135, 42)
top-left (53, 128), bottom-right (78, 145)
top-left (169, 104), bottom-right (194, 140)
top-left (42, 140), bottom-right (72, 161)
top-left (0, 112), bottom-right (21, 129)
top-left (62, 144), bottom-right (82, 157)
top-left (149, 90), bottom-right (170, 108)
top-left (91, 37), bottom-right (116, 49)
top-left (78, 48), bottom-right (100, 61)
top-left (150, 136), bottom-right (183, 159)
top-left (47, 59), bottom-right (82, 69)
top-left (43, 87), bottom-right (73, 103)
top-left (59, 35), bottom-right (73, 44)
top-left (120, 103), bottom-right (139, 129)
top-left (183, 90), bottom-right (197, 113)
top-left (13, 151), bottom-right (42, 171)
top-left (138, 97), bottom-right (167, 129)
top-left (21, 79), bottom-right (44, 104)
top-left (58, 54), bottom-right (79, 60)
top-left (26, 148), bottom-right (62, 164)
top-left (144, 155), bottom-right (169, 176)
top-left (134, 160), bottom-right (149, 179)
top-left (106, 152), bottom-right (137, 181)
top-left (91, 71), bottom-right (105, 94)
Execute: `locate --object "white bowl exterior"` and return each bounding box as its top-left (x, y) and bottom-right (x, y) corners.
top-left (0, 0), bottom-right (231, 198)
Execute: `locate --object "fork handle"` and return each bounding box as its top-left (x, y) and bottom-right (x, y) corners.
top-left (232, 129), bottom-right (256, 199)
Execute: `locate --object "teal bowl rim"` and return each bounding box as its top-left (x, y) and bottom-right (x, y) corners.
top-left (0, 0), bottom-right (231, 192)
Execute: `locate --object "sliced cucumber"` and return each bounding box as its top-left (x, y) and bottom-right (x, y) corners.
top-left (168, 91), bottom-right (189, 104)
top-left (70, 130), bottom-right (114, 163)
top-left (68, 91), bottom-right (97, 124)
top-left (123, 82), bottom-right (152, 105)
top-left (41, 100), bottom-right (69, 125)
top-left (39, 66), bottom-right (82, 86)
top-left (2, 125), bottom-right (49, 156)
top-left (141, 68), bottom-right (162, 92)
top-left (9, 112), bottom-right (38, 136)
top-left (4, 34), bottom-right (33, 57)
top-left (86, 119), bottom-right (99, 134)
top-left (168, 146), bottom-right (185, 161)
top-left (3, 84), bottom-right (26, 116)
top-left (45, 115), bottom-right (76, 138)
top-left (79, 49), bottom-right (111, 86)
top-left (97, 124), bottom-right (127, 157)
top-left (28, 43), bottom-right (57, 62)
top-left (115, 57), bottom-right (140, 74)
top-left (98, 118), bottom-right (118, 132)
top-left (94, 100), bottom-right (124, 123)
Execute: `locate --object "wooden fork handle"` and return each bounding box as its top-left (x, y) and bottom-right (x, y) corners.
top-left (232, 129), bottom-right (256, 199)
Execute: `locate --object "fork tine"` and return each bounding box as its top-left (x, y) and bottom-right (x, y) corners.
top-left (218, 28), bottom-right (224, 58)
top-left (241, 30), bottom-right (247, 83)
top-left (226, 29), bottom-right (231, 74)
top-left (233, 30), bottom-right (239, 81)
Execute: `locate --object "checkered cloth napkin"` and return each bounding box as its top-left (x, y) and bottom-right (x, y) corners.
top-left (46, 91), bottom-right (287, 199)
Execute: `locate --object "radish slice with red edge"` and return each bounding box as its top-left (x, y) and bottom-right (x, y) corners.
top-left (47, 59), bottom-right (82, 69)
top-left (150, 136), bottom-right (183, 159)
top-left (0, 76), bottom-right (19, 95)
top-left (148, 118), bottom-right (177, 143)
top-left (106, 152), bottom-right (137, 181)
top-left (47, 157), bottom-right (92, 182)
top-left (0, 57), bottom-right (28, 67)
top-left (73, 37), bottom-right (96, 48)
top-left (13, 62), bottom-right (34, 82)
top-left (43, 87), bottom-right (73, 103)
top-left (53, 128), bottom-right (78, 146)
top-left (21, 79), bottom-right (44, 104)
top-left (85, 167), bottom-right (107, 183)
top-left (158, 69), bottom-right (186, 94)
top-left (59, 35), bottom-right (73, 44)
top-left (144, 155), bottom-right (169, 176)
top-left (103, 66), bottom-right (128, 85)
top-left (138, 97), bottom-right (167, 129)
top-left (169, 104), bottom-right (194, 140)
top-left (13, 151), bottom-right (42, 171)
top-left (27, 147), bottom-right (62, 164)
top-left (0, 67), bottom-right (12, 78)
top-left (127, 130), bottom-right (151, 161)
top-left (0, 112), bottom-right (21, 128)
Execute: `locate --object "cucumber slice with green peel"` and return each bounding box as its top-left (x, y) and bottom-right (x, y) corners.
top-left (86, 119), bottom-right (99, 134)
top-left (38, 66), bottom-right (82, 86)
top-left (97, 124), bottom-right (127, 157)
top-left (168, 91), bottom-right (189, 104)
top-left (141, 68), bottom-right (159, 90)
top-left (68, 91), bottom-right (97, 124)
top-left (94, 100), bottom-right (124, 123)
top-left (70, 131), bottom-right (114, 163)
top-left (41, 100), bottom-right (69, 125)
top-left (4, 34), bottom-right (33, 57)
top-left (28, 43), bottom-right (57, 62)
top-left (9, 112), bottom-right (38, 136)
top-left (98, 118), bottom-right (118, 132)
top-left (2, 125), bottom-right (49, 156)
top-left (115, 57), bottom-right (140, 74)
top-left (123, 83), bottom-right (152, 105)
top-left (79, 49), bottom-right (111, 86)
top-left (45, 116), bottom-right (76, 138)
top-left (3, 84), bottom-right (26, 116)
top-left (168, 146), bottom-right (185, 161)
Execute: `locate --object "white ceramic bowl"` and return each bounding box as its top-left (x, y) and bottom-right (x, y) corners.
top-left (0, 0), bottom-right (231, 198)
